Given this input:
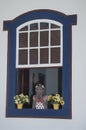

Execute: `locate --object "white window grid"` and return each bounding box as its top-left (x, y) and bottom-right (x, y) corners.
top-left (16, 19), bottom-right (63, 68)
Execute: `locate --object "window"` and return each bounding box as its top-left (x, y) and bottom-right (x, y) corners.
top-left (3, 9), bottom-right (77, 118)
top-left (16, 20), bottom-right (63, 108)
top-left (16, 20), bottom-right (63, 68)
top-left (17, 67), bottom-right (62, 99)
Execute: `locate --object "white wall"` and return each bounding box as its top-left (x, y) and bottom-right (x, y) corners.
top-left (0, 0), bottom-right (86, 130)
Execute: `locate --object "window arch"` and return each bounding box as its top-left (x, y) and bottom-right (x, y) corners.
top-left (16, 19), bottom-right (63, 68)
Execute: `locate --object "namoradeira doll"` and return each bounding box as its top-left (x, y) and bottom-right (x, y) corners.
top-left (32, 84), bottom-right (48, 109)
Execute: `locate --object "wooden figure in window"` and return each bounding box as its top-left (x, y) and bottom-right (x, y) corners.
top-left (32, 83), bottom-right (48, 109)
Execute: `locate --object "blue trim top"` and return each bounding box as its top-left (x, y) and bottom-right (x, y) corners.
top-left (4, 9), bottom-right (77, 30)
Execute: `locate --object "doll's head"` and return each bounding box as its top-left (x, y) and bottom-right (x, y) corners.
top-left (35, 84), bottom-right (45, 96)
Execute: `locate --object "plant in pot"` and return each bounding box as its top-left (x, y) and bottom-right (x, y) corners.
top-left (48, 93), bottom-right (65, 110)
top-left (14, 93), bottom-right (30, 109)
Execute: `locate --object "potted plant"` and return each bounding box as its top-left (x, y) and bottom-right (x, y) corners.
top-left (14, 93), bottom-right (30, 109)
top-left (48, 93), bottom-right (65, 110)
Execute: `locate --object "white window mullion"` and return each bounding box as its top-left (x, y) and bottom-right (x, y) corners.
top-left (49, 23), bottom-right (51, 64)
top-left (38, 22), bottom-right (40, 64)
top-left (16, 30), bottom-right (19, 68)
top-left (60, 26), bottom-right (63, 66)
top-left (28, 24), bottom-right (30, 65)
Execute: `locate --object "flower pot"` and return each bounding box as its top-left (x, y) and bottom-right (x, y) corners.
top-left (17, 104), bottom-right (23, 109)
top-left (53, 104), bottom-right (59, 110)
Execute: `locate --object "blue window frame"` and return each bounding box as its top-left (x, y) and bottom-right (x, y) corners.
top-left (3, 9), bottom-right (77, 118)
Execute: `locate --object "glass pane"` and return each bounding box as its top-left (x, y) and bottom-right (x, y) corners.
top-left (40, 31), bottom-right (48, 46)
top-left (19, 33), bottom-right (28, 48)
top-left (40, 22), bottom-right (49, 29)
top-left (51, 24), bottom-right (60, 29)
top-left (17, 69), bottom-right (29, 95)
top-left (51, 48), bottom-right (60, 63)
top-left (40, 48), bottom-right (48, 64)
top-left (19, 50), bottom-right (28, 64)
top-left (30, 49), bottom-right (38, 64)
top-left (30, 32), bottom-right (38, 47)
top-left (17, 67), bottom-right (62, 109)
top-left (28, 67), bottom-right (62, 98)
top-left (30, 23), bottom-right (38, 30)
top-left (19, 26), bottom-right (28, 31)
top-left (51, 30), bottom-right (60, 46)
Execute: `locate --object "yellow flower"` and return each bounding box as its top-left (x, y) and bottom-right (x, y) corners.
top-left (20, 93), bottom-right (24, 97)
top-left (56, 96), bottom-right (60, 102)
top-left (48, 93), bottom-right (65, 106)
top-left (48, 95), bottom-right (52, 101)
top-left (60, 97), bottom-right (63, 100)
top-left (52, 96), bottom-right (55, 100)
top-left (14, 93), bottom-right (29, 104)
top-left (60, 100), bottom-right (65, 105)
top-left (56, 94), bottom-right (60, 97)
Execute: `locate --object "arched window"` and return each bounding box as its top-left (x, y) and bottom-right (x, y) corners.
top-left (16, 20), bottom-right (63, 99)
top-left (3, 10), bottom-right (77, 118)
top-left (16, 20), bottom-right (63, 68)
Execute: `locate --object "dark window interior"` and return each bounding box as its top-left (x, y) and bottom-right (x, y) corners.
top-left (51, 24), bottom-right (60, 29)
top-left (16, 67), bottom-right (62, 108)
top-left (30, 49), bottom-right (38, 64)
top-left (19, 26), bottom-right (28, 31)
top-left (51, 30), bottom-right (60, 46)
top-left (30, 32), bottom-right (38, 47)
top-left (19, 33), bottom-right (28, 48)
top-left (40, 31), bottom-right (49, 46)
top-left (30, 23), bottom-right (38, 30)
top-left (40, 22), bottom-right (49, 29)
top-left (40, 48), bottom-right (48, 63)
top-left (51, 47), bottom-right (60, 63)
top-left (19, 50), bottom-right (28, 64)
